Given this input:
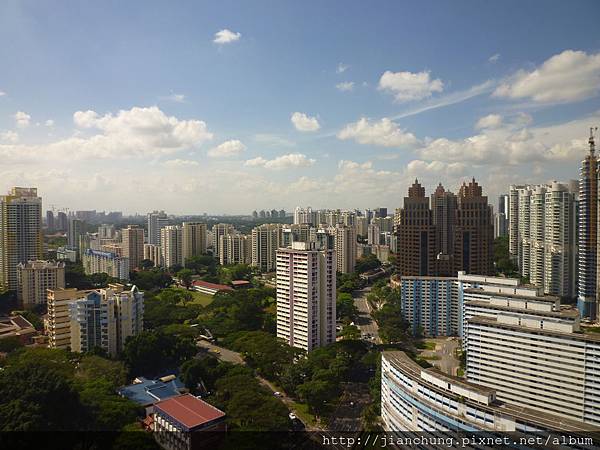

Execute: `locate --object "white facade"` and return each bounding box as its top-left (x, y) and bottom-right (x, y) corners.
top-left (251, 224), bottom-right (282, 272)
top-left (17, 260), bottom-right (65, 307)
top-left (276, 242), bottom-right (336, 352)
top-left (334, 224), bottom-right (356, 274)
top-left (147, 211), bottom-right (169, 245)
top-left (182, 222), bottom-right (207, 264)
top-left (0, 187), bottom-right (43, 291)
top-left (69, 284), bottom-right (144, 357)
top-left (381, 351), bottom-right (598, 436)
top-left (161, 225), bottom-right (183, 269)
top-left (82, 248), bottom-right (130, 280)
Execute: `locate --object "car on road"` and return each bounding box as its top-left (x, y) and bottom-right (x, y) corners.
top-left (274, 391), bottom-right (282, 397)
top-left (289, 413), bottom-right (297, 420)
top-left (209, 348), bottom-right (220, 354)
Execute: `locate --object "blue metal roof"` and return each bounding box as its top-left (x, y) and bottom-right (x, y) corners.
top-left (117, 376), bottom-right (185, 406)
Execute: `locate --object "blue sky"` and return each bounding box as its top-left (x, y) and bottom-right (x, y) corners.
top-left (1, 0), bottom-right (600, 214)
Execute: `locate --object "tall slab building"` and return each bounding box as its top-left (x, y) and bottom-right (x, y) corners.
top-left (0, 187), bottom-right (43, 291)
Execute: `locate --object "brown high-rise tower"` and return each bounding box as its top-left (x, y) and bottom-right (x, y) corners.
top-left (453, 178), bottom-right (494, 275)
top-left (395, 180), bottom-right (438, 276)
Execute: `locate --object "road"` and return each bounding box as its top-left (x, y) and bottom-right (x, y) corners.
top-left (352, 287), bottom-right (382, 344)
top-left (196, 340), bottom-right (244, 364)
top-left (196, 339), bottom-right (320, 431)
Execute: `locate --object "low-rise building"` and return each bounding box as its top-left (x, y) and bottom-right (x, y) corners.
top-left (118, 375), bottom-right (187, 410)
top-left (0, 315), bottom-right (37, 344)
top-left (152, 394), bottom-right (226, 450)
top-left (191, 280), bottom-right (233, 296)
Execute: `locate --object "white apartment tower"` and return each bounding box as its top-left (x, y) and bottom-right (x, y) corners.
top-left (220, 233), bottom-right (251, 266)
top-left (147, 211), bottom-right (169, 245)
top-left (334, 224), bottom-right (357, 274)
top-left (251, 224), bottom-right (282, 272)
top-left (160, 225), bottom-right (183, 269)
top-left (182, 222), bottom-right (207, 264)
top-left (69, 284), bottom-right (144, 357)
top-left (509, 182), bottom-right (577, 298)
top-left (276, 242), bottom-right (336, 352)
top-left (17, 260), bottom-right (66, 308)
top-left (211, 223), bottom-right (235, 259)
top-left (0, 187), bottom-right (43, 291)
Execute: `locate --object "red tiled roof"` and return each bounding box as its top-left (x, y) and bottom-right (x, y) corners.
top-left (192, 280), bottom-right (233, 291)
top-left (154, 394), bottom-right (225, 430)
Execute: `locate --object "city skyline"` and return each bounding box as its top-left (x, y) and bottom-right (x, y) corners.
top-left (1, 1), bottom-right (599, 213)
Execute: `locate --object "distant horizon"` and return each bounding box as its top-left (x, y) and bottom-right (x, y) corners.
top-left (2, 1), bottom-right (599, 213)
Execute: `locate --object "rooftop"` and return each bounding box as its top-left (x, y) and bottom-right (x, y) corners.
top-left (117, 376), bottom-right (185, 406)
top-left (154, 394), bottom-right (225, 431)
top-left (463, 287), bottom-right (559, 303)
top-left (465, 300), bottom-right (579, 319)
top-left (468, 316), bottom-right (600, 343)
top-left (192, 280), bottom-right (233, 291)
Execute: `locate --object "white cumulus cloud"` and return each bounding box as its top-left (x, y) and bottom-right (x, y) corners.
top-left (245, 153), bottom-right (315, 170)
top-left (14, 111), bottom-right (31, 128)
top-left (207, 139), bottom-right (247, 158)
top-left (378, 70), bottom-right (444, 102)
top-left (291, 112), bottom-right (320, 132)
top-left (475, 114), bottom-right (503, 130)
top-left (336, 81), bottom-right (355, 92)
top-left (213, 29), bottom-right (241, 44)
top-left (493, 49), bottom-right (600, 103)
top-left (0, 130), bottom-right (18, 143)
top-left (45, 119), bottom-right (54, 127)
top-left (337, 117), bottom-right (418, 147)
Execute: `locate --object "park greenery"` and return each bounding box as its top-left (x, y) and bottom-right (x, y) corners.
top-left (494, 236), bottom-right (518, 277)
top-left (0, 348), bottom-right (138, 433)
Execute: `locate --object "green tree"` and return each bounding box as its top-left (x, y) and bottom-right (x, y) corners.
top-left (176, 268), bottom-right (194, 290)
top-left (0, 337), bottom-right (23, 353)
top-left (139, 259), bottom-right (155, 270)
top-left (121, 331), bottom-right (196, 376)
top-left (336, 292), bottom-right (358, 323)
top-left (355, 254), bottom-right (382, 273)
top-left (340, 324), bottom-right (361, 340)
top-left (296, 379), bottom-right (334, 415)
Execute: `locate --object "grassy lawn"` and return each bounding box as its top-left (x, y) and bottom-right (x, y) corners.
top-left (171, 287), bottom-right (214, 307)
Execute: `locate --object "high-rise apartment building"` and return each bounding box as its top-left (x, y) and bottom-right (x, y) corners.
top-left (219, 233), bottom-right (251, 266)
top-left (495, 193), bottom-right (509, 238)
top-left (367, 223), bottom-right (381, 245)
top-left (67, 218), bottom-right (85, 251)
top-left (579, 130), bottom-right (599, 320)
top-left (69, 284), bottom-right (144, 357)
top-left (334, 224), bottom-right (357, 274)
top-left (47, 287), bottom-right (84, 349)
top-left (453, 178), bottom-right (494, 276)
top-left (251, 224), bottom-right (282, 272)
top-left (182, 222), bottom-right (207, 264)
top-left (466, 300), bottom-right (600, 426)
top-left (211, 223), bottom-right (235, 259)
top-left (143, 244), bottom-right (163, 267)
top-left (395, 180), bottom-right (438, 277)
top-left (293, 207), bottom-right (317, 226)
top-left (46, 210), bottom-right (55, 231)
top-left (16, 260), bottom-right (65, 308)
top-left (82, 249), bottom-right (130, 280)
top-left (147, 211), bottom-right (169, 245)
top-left (276, 242), bottom-right (336, 352)
top-left (56, 211), bottom-right (68, 232)
top-left (160, 225), bottom-right (183, 269)
top-left (122, 225), bottom-right (144, 271)
top-left (509, 182), bottom-right (578, 298)
top-left (98, 224), bottom-right (116, 239)
top-left (0, 187), bottom-right (43, 291)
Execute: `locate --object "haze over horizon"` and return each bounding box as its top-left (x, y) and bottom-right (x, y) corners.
top-left (1, 0), bottom-right (600, 214)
